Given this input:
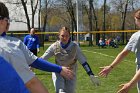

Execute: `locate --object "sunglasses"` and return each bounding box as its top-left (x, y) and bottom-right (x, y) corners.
top-left (0, 16), bottom-right (10, 25)
top-left (0, 15), bottom-right (10, 21)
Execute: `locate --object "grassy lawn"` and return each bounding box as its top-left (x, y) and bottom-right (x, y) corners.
top-left (36, 45), bottom-right (137, 93)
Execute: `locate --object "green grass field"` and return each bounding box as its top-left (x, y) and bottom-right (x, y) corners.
top-left (36, 45), bottom-right (137, 93)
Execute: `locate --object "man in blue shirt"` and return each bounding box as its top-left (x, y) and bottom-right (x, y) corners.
top-left (0, 56), bottom-right (30, 93)
top-left (24, 28), bottom-right (40, 56)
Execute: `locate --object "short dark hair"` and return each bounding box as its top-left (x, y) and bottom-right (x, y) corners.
top-left (0, 2), bottom-right (9, 19)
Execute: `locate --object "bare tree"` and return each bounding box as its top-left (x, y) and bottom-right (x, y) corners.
top-left (88, 0), bottom-right (93, 46)
top-left (110, 0), bottom-right (130, 44)
top-left (38, 0), bottom-right (41, 31)
top-left (41, 0), bottom-right (53, 32)
top-left (21, 0), bottom-right (31, 31)
top-left (5, 0), bottom-right (40, 31)
top-left (30, 0), bottom-right (39, 28)
top-left (59, 0), bottom-right (76, 40)
top-left (129, 0), bottom-right (137, 29)
top-left (92, 1), bottom-right (99, 45)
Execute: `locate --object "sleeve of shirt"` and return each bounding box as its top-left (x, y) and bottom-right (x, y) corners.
top-left (36, 36), bottom-right (40, 48)
top-left (41, 44), bottom-right (55, 60)
top-left (75, 44), bottom-right (87, 64)
top-left (19, 40), bottom-right (38, 65)
top-left (23, 36), bottom-right (28, 45)
top-left (74, 44), bottom-right (94, 76)
top-left (30, 58), bottom-right (62, 73)
top-left (124, 32), bottom-right (140, 53)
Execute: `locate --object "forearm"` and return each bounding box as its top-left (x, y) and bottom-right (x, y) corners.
top-left (82, 62), bottom-right (94, 76)
top-left (26, 77), bottom-right (49, 93)
top-left (128, 69), bottom-right (140, 87)
top-left (110, 50), bottom-right (129, 68)
top-left (37, 44), bottom-right (39, 48)
top-left (30, 58), bottom-right (62, 73)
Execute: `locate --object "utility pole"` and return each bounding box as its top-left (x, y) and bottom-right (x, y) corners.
top-left (76, 0), bottom-right (79, 43)
top-left (103, 0), bottom-right (106, 40)
top-left (76, 0), bottom-right (84, 43)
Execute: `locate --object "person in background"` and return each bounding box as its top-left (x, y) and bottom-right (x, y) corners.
top-left (0, 2), bottom-right (73, 93)
top-left (0, 56), bottom-right (30, 93)
top-left (116, 35), bottom-right (121, 45)
top-left (24, 28), bottom-right (40, 56)
top-left (41, 26), bottom-right (100, 93)
top-left (105, 38), bottom-right (111, 47)
top-left (99, 9), bottom-right (140, 93)
top-left (98, 38), bottom-right (106, 48)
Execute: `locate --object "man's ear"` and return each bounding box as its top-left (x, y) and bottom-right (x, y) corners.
top-left (6, 23), bottom-right (9, 31)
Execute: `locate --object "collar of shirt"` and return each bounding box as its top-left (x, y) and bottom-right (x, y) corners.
top-left (60, 38), bottom-right (71, 49)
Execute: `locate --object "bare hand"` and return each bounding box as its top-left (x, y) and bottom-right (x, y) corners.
top-left (117, 83), bottom-right (131, 93)
top-left (37, 48), bottom-right (40, 53)
top-left (98, 66), bottom-right (112, 77)
top-left (60, 66), bottom-right (74, 80)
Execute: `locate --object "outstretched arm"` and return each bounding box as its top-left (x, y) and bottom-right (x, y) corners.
top-left (76, 44), bottom-right (100, 86)
top-left (82, 62), bottom-right (100, 86)
top-left (26, 77), bottom-right (49, 93)
top-left (30, 58), bottom-right (73, 80)
top-left (99, 49), bottom-right (130, 77)
top-left (117, 69), bottom-right (140, 93)
top-left (82, 62), bottom-right (94, 76)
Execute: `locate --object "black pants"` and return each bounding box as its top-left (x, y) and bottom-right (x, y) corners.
top-left (30, 49), bottom-right (37, 56)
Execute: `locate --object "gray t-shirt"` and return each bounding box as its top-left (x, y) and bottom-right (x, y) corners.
top-left (124, 31), bottom-right (140, 64)
top-left (0, 36), bottom-right (37, 83)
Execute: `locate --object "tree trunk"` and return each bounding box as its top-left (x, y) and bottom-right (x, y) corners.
top-left (121, 0), bottom-right (128, 44)
top-left (103, 0), bottom-right (106, 40)
top-left (21, 0), bottom-right (31, 31)
top-left (88, 0), bottom-right (93, 46)
top-left (91, 1), bottom-right (98, 45)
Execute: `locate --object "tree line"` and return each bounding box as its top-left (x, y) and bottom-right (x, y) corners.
top-left (3, 0), bottom-right (140, 45)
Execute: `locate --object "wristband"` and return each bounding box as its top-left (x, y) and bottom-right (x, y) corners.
top-left (82, 62), bottom-right (94, 76)
top-left (110, 65), bottom-right (113, 69)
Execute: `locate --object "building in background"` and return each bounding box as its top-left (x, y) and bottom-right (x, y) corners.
top-left (1, 0), bottom-right (39, 31)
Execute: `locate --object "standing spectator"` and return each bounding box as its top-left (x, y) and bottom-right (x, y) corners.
top-left (0, 2), bottom-right (73, 93)
top-left (99, 9), bottom-right (140, 93)
top-left (41, 26), bottom-right (100, 93)
top-left (98, 38), bottom-right (106, 48)
top-left (24, 28), bottom-right (40, 56)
